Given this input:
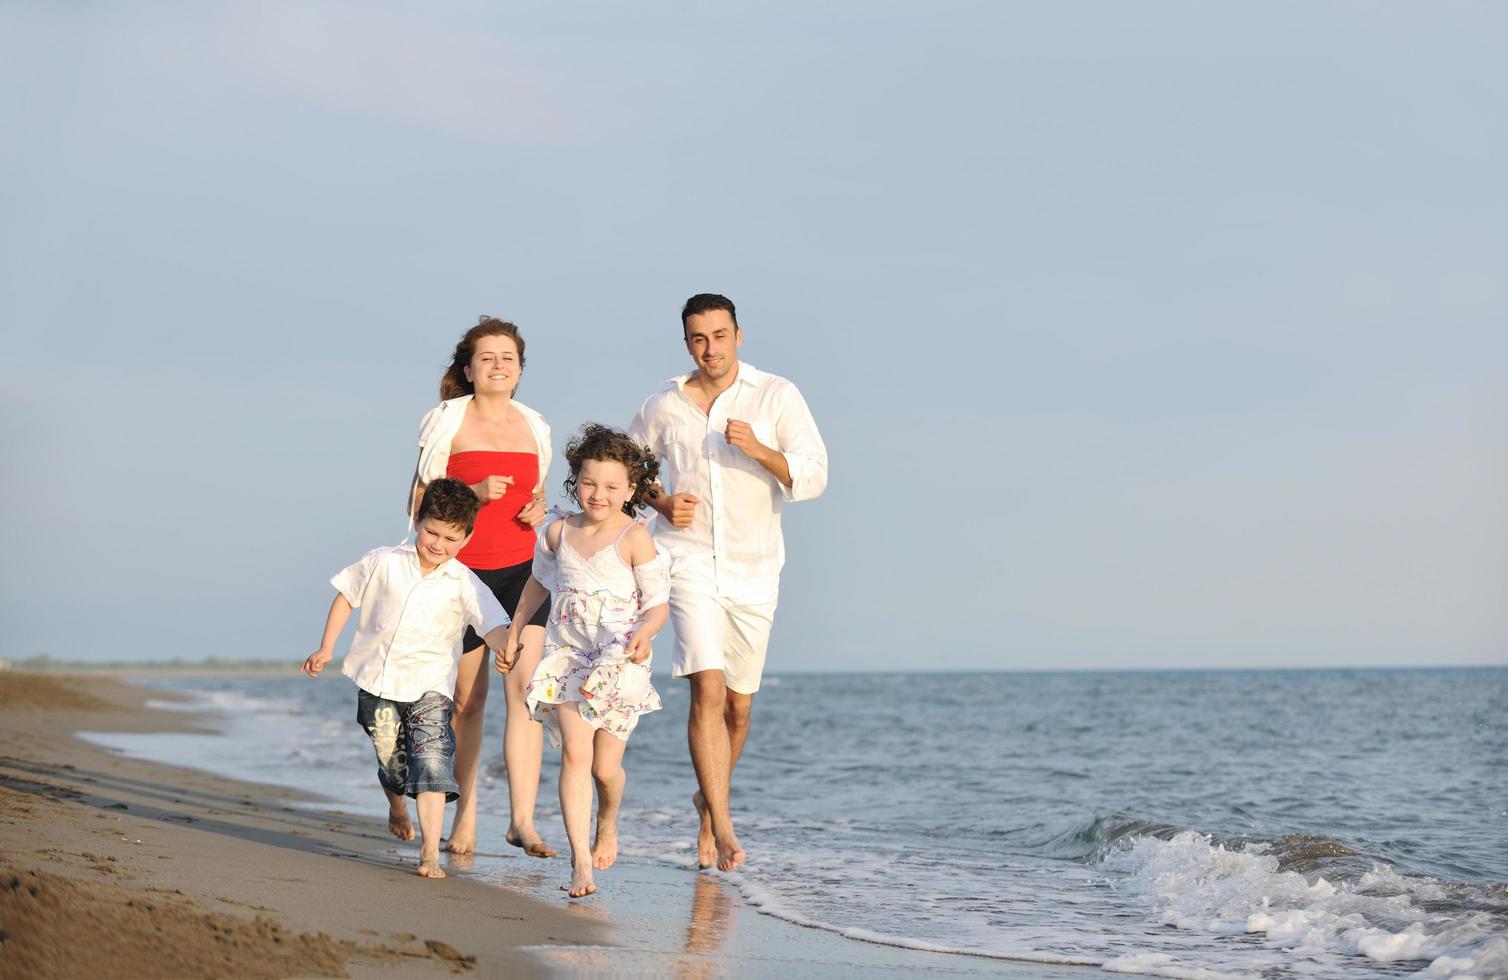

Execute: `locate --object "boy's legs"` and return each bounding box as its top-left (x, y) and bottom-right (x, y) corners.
top-left (590, 729), bottom-right (628, 870)
top-left (403, 692), bottom-right (461, 878)
top-left (556, 704), bottom-right (597, 897)
top-left (356, 691), bottom-right (415, 841)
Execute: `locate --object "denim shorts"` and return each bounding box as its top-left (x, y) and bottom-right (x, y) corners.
top-left (355, 690), bottom-right (458, 801)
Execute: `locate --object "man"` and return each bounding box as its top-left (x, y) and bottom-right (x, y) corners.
top-left (630, 293), bottom-right (828, 872)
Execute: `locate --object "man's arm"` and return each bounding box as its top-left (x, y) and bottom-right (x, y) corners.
top-left (724, 421), bottom-right (792, 487)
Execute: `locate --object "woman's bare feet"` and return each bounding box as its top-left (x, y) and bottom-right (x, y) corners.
top-left (442, 828), bottom-right (475, 855)
top-left (692, 791), bottom-right (716, 870)
top-left (591, 819), bottom-right (618, 870)
top-left (506, 827), bottom-right (558, 859)
top-left (388, 804), bottom-right (416, 842)
top-left (417, 860), bottom-right (447, 879)
top-left (563, 864), bottom-right (596, 898)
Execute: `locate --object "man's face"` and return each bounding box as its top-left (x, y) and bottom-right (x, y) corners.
top-left (683, 309), bottom-right (741, 383)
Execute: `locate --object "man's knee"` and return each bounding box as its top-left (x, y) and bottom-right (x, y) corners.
top-left (688, 670), bottom-right (728, 711)
top-left (723, 694), bottom-right (752, 732)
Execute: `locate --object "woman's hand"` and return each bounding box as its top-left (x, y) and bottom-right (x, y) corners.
top-left (471, 474), bottom-right (515, 502)
top-left (516, 493), bottom-right (548, 527)
top-left (624, 631), bottom-right (653, 664)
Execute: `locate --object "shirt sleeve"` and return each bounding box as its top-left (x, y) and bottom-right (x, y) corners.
top-left (773, 383), bottom-right (828, 503)
top-left (627, 395), bottom-right (656, 452)
top-left (329, 548), bottom-right (386, 608)
top-left (461, 570), bottom-right (511, 638)
top-left (417, 403), bottom-right (443, 449)
top-left (530, 521), bottom-right (564, 593)
top-left (632, 551), bottom-right (671, 610)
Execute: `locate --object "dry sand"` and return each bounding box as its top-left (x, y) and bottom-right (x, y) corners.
top-left (0, 672), bottom-right (607, 978)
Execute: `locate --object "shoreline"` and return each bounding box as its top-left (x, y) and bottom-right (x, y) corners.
top-left (0, 671), bottom-right (608, 978)
top-left (3, 671), bottom-right (1099, 978)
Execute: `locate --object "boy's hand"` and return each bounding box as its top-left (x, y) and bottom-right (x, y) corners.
top-left (494, 635), bottom-right (520, 674)
top-left (301, 649), bottom-right (332, 677)
top-left (624, 631), bottom-right (653, 665)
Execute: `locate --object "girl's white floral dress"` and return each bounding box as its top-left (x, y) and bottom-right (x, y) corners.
top-left (525, 517), bottom-right (669, 744)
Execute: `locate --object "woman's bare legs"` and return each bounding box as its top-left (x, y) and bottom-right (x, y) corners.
top-left (444, 643), bottom-right (490, 854)
top-left (503, 624), bottom-right (556, 857)
top-left (556, 704), bottom-right (597, 897)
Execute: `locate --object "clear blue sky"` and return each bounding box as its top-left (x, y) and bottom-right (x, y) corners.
top-left (3, 2), bottom-right (1504, 670)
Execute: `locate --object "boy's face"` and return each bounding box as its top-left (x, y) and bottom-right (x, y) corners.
top-left (415, 518), bottom-right (471, 569)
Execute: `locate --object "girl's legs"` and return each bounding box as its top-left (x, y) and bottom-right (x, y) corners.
top-left (556, 703), bottom-right (598, 897)
top-left (444, 643), bottom-right (489, 853)
top-left (590, 729), bottom-right (628, 870)
top-left (415, 791), bottom-right (446, 878)
top-left (503, 624), bottom-right (555, 857)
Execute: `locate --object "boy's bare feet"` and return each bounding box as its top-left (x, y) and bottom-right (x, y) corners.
top-left (506, 827), bottom-right (558, 859)
top-left (591, 819), bottom-right (618, 870)
top-left (389, 805), bottom-right (416, 841)
top-left (563, 865), bottom-right (596, 898)
top-left (715, 832), bottom-right (746, 873)
top-left (692, 791), bottom-right (716, 870)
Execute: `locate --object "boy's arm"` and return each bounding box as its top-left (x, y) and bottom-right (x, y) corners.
top-left (302, 594), bottom-right (352, 677)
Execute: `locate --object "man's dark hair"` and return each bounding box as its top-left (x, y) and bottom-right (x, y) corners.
top-left (415, 477), bottom-right (482, 533)
top-left (681, 293), bottom-right (738, 332)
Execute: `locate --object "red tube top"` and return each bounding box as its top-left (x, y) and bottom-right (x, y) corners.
top-left (445, 451), bottom-right (540, 569)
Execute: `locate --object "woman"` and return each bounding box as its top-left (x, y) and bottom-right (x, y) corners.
top-left (409, 316), bottom-right (557, 858)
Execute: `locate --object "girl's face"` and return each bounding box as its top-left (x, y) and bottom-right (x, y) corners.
top-left (576, 458), bottom-right (634, 521)
top-left (464, 334), bottom-right (521, 397)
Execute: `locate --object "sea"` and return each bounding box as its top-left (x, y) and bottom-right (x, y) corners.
top-left (85, 667), bottom-right (1507, 979)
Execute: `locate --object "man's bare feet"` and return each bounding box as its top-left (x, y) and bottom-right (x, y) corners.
top-left (388, 806), bottom-right (416, 842)
top-left (591, 819), bottom-right (618, 870)
top-left (506, 828), bottom-right (558, 859)
top-left (715, 833), bottom-right (746, 873)
top-left (692, 791), bottom-right (716, 870)
top-left (563, 865), bottom-right (596, 898)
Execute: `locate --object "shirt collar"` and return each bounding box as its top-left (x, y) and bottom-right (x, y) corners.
top-left (665, 362), bottom-right (763, 389)
top-left (394, 542), bottom-right (467, 579)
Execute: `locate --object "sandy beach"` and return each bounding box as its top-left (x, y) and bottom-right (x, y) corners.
top-left (0, 671), bottom-right (607, 978)
top-left (0, 670), bottom-right (1101, 978)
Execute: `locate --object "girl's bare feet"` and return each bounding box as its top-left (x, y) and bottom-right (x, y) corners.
top-left (591, 820), bottom-right (618, 870)
top-left (506, 827), bottom-right (558, 859)
top-left (563, 864), bottom-right (596, 898)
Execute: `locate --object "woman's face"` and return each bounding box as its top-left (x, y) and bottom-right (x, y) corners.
top-left (464, 334), bottom-right (522, 397)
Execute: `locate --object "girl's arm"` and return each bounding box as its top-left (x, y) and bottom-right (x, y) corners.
top-left (494, 576), bottom-right (549, 674)
top-left (623, 525), bottom-right (669, 664)
top-left (302, 593), bottom-right (353, 677)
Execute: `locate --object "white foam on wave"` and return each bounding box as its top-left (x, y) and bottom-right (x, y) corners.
top-left (1105, 831), bottom-right (1507, 978)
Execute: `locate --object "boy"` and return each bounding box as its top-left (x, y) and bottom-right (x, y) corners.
top-left (301, 478), bottom-right (517, 879)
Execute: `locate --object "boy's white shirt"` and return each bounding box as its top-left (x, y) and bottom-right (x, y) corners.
top-left (332, 543), bottom-right (510, 702)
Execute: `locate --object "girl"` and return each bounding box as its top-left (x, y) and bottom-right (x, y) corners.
top-left (497, 424), bottom-right (669, 898)
top-left (410, 317), bottom-right (556, 860)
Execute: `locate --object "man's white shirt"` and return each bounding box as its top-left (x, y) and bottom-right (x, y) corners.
top-left (629, 363), bottom-right (827, 603)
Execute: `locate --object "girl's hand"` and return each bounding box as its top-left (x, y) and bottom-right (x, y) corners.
top-left (301, 649), bottom-right (332, 677)
top-left (624, 631), bottom-right (653, 665)
top-left (471, 474), bottom-right (515, 502)
top-left (494, 628), bottom-right (521, 674)
top-left (516, 493), bottom-right (548, 527)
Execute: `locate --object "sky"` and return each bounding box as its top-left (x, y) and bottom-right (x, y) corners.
top-left (2, 2), bottom-right (1504, 671)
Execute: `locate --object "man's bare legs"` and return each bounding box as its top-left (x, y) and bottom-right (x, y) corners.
top-left (556, 704), bottom-right (598, 897)
top-left (443, 643), bottom-right (489, 854)
top-left (591, 729), bottom-right (628, 870)
top-left (415, 790), bottom-right (446, 878)
top-left (501, 625), bottom-right (556, 857)
top-left (688, 670), bottom-right (751, 872)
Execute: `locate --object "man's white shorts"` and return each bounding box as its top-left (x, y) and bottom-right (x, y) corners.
top-left (668, 563), bottom-right (778, 695)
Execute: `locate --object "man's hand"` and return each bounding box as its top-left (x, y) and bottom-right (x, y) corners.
top-left (725, 419), bottom-right (767, 461)
top-left (661, 492), bottom-right (699, 528)
top-left (516, 493), bottom-right (547, 527)
top-left (471, 474), bottom-right (515, 502)
top-left (624, 631), bottom-right (653, 664)
top-left (301, 649), bottom-right (333, 677)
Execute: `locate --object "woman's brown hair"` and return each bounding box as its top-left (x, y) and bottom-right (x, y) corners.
top-left (440, 317), bottom-right (527, 400)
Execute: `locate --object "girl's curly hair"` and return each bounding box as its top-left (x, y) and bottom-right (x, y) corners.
top-left (562, 423), bottom-right (660, 516)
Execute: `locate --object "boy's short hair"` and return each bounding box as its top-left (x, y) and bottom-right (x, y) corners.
top-left (416, 478), bottom-right (482, 533)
